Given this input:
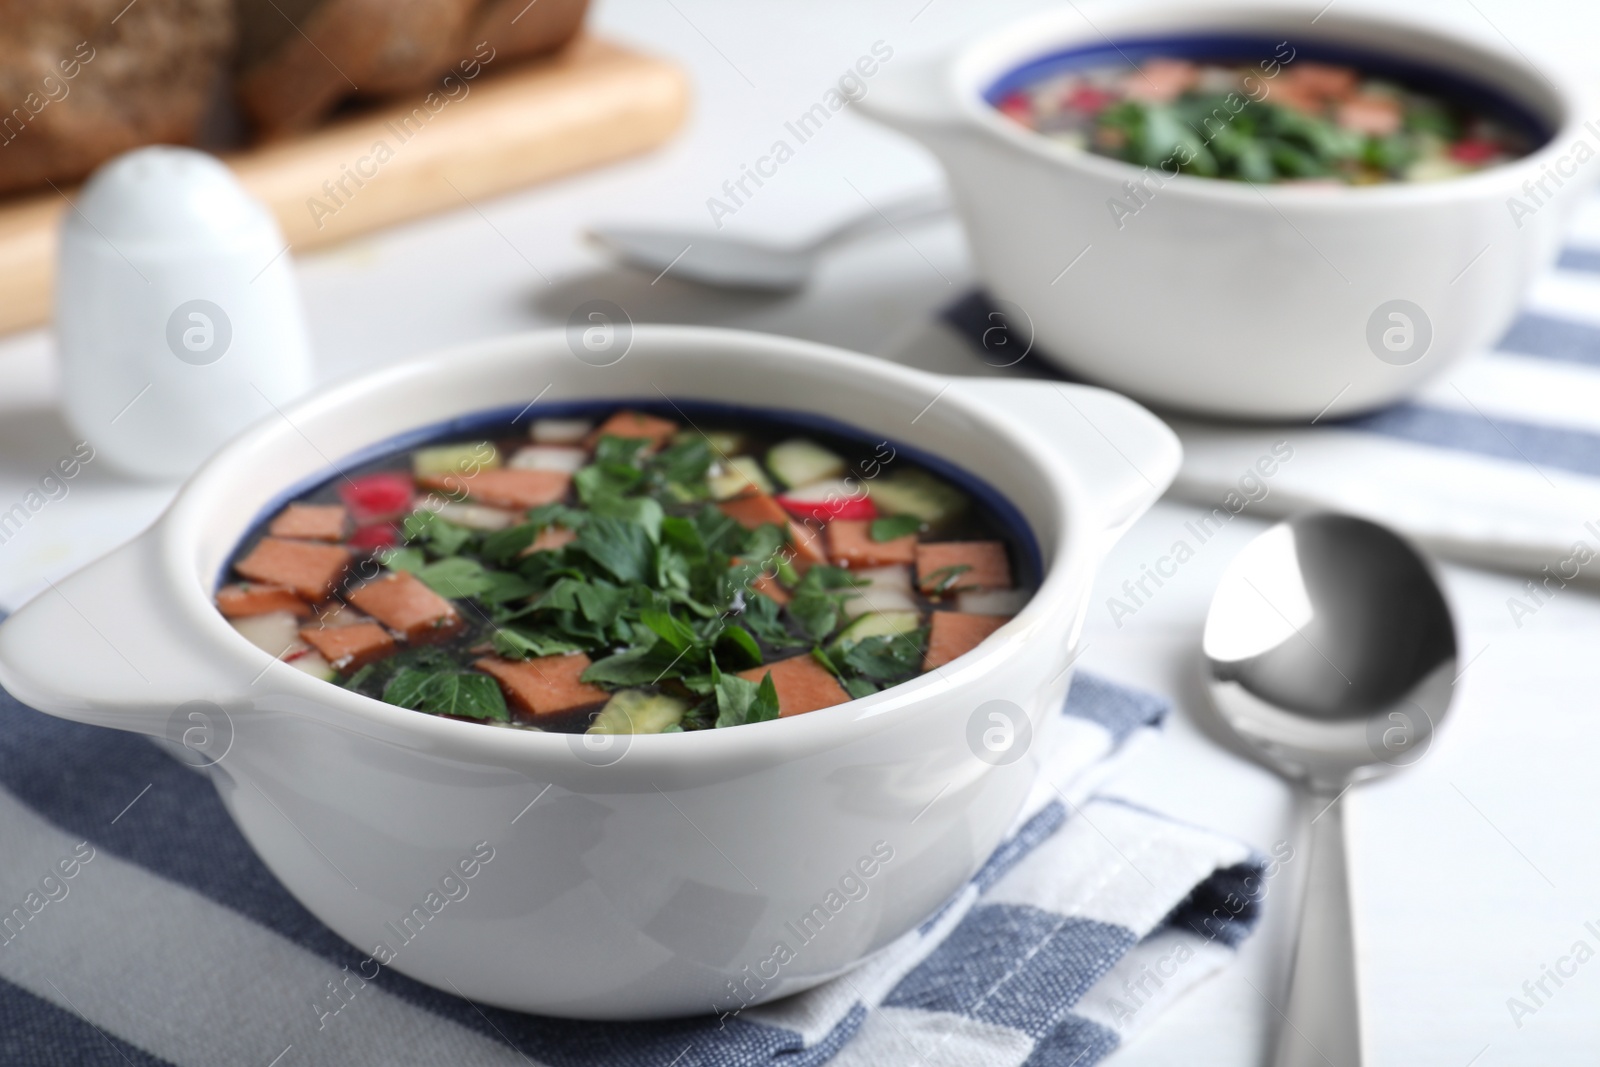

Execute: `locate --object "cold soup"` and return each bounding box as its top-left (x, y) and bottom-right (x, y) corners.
top-left (217, 406), bottom-right (1036, 734)
top-left (993, 46), bottom-right (1537, 184)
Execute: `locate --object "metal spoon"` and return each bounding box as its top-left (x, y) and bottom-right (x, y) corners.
top-left (1202, 512), bottom-right (1458, 1067)
top-left (586, 190), bottom-right (948, 292)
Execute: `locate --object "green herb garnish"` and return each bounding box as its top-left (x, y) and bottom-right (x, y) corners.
top-left (870, 515), bottom-right (921, 542)
top-left (384, 668), bottom-right (509, 721)
top-left (786, 565), bottom-right (864, 643)
top-left (402, 510), bottom-right (474, 557)
top-left (712, 659), bottom-right (781, 728)
top-left (837, 630), bottom-right (926, 683)
top-left (416, 557), bottom-right (494, 599)
top-left (920, 563), bottom-right (972, 595)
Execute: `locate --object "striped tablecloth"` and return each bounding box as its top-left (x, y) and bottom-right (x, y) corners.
top-left (0, 669), bottom-right (1265, 1067)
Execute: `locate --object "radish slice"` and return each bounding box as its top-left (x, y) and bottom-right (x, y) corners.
top-left (230, 613), bottom-right (336, 679)
top-left (1449, 139), bottom-right (1499, 164)
top-left (853, 564), bottom-right (913, 591)
top-left (287, 650), bottom-right (336, 681)
top-left (229, 611), bottom-right (305, 658)
top-left (779, 495), bottom-right (876, 523)
top-left (776, 479), bottom-right (876, 522)
top-left (417, 495), bottom-right (520, 531)
top-left (997, 91), bottom-right (1032, 123)
top-left (843, 586), bottom-right (918, 618)
top-left (510, 446), bottom-right (588, 474)
top-left (531, 418), bottom-right (592, 444)
top-left (348, 524), bottom-right (398, 552)
top-left (957, 588), bottom-right (1028, 616)
top-left (339, 472), bottom-right (414, 523)
top-left (842, 565), bottom-right (916, 618)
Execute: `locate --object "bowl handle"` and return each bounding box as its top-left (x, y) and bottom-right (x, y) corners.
top-left (0, 527), bottom-right (249, 737)
top-left (955, 378), bottom-right (1181, 543)
top-left (854, 49), bottom-right (966, 132)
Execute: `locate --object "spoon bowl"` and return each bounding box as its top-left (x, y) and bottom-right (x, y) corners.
top-left (1204, 513), bottom-right (1457, 791)
top-left (585, 228), bottom-right (817, 291)
top-left (1202, 512), bottom-right (1458, 1067)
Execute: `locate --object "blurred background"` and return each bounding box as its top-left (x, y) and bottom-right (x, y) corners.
top-left (0, 0), bottom-right (1594, 608)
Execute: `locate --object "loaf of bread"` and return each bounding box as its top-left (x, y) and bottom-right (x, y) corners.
top-left (0, 0), bottom-right (233, 196)
top-left (470, 0), bottom-right (590, 64)
top-left (237, 0), bottom-right (589, 135)
top-left (0, 0), bottom-right (591, 193)
top-left (235, 0), bottom-right (479, 133)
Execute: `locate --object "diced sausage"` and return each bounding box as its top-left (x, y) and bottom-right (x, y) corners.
top-left (347, 571), bottom-right (462, 643)
top-left (299, 621), bottom-right (395, 672)
top-left (589, 410), bottom-right (678, 447)
top-left (728, 556), bottom-right (789, 604)
top-left (1125, 58), bottom-right (1197, 103)
top-left (1265, 80), bottom-right (1321, 114)
top-left (737, 655), bottom-right (850, 717)
top-left (527, 525), bottom-right (577, 553)
top-left (749, 573), bottom-right (790, 605)
top-left (216, 582), bottom-right (311, 619)
top-left (474, 654), bottom-right (610, 717)
top-left (924, 612), bottom-right (1009, 670)
top-left (1284, 62), bottom-right (1359, 102)
top-left (827, 519), bottom-right (917, 567)
top-left (915, 541), bottom-right (1013, 594)
top-left (1337, 94), bottom-right (1402, 137)
top-left (268, 503), bottom-right (347, 542)
top-left (718, 491), bottom-right (790, 530)
top-left (418, 468), bottom-right (570, 509)
top-left (788, 520), bottom-right (827, 577)
top-left (235, 538), bottom-right (352, 602)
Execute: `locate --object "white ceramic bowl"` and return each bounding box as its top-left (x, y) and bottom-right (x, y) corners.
top-left (859, 2), bottom-right (1598, 420)
top-left (0, 327), bottom-right (1178, 1019)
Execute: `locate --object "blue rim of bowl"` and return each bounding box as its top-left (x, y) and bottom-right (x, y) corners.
top-left (982, 33), bottom-right (1555, 149)
top-left (219, 398), bottom-right (1045, 600)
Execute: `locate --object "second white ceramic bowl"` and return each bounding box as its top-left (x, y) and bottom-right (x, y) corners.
top-left (860, 2), bottom-right (1598, 420)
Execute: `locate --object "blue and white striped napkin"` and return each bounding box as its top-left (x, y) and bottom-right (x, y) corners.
top-left (907, 194), bottom-right (1600, 585)
top-left (0, 669), bottom-right (1263, 1067)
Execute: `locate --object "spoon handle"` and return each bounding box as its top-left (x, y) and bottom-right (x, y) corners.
top-left (1275, 791), bottom-right (1363, 1067)
top-left (814, 189), bottom-right (949, 250)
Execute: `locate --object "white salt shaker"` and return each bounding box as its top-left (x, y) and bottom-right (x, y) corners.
top-left (55, 146), bottom-right (313, 480)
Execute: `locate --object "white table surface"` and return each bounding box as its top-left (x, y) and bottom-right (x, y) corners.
top-left (3, 1), bottom-right (1599, 1063)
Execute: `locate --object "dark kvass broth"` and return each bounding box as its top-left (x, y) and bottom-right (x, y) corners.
top-left (221, 402), bottom-right (1041, 734)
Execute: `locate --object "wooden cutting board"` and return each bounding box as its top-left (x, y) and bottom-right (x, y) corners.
top-left (0, 35), bottom-right (688, 335)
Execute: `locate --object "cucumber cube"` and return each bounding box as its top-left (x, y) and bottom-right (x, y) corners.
top-left (710, 456), bottom-right (774, 500)
top-left (766, 438), bottom-right (846, 489)
top-left (413, 442), bottom-right (501, 478)
top-left (867, 469), bottom-right (967, 526)
top-left (589, 689), bottom-right (689, 734)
